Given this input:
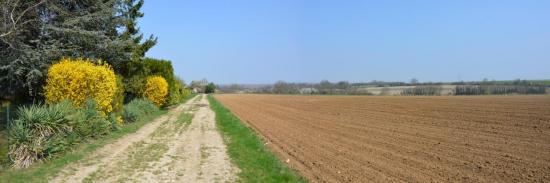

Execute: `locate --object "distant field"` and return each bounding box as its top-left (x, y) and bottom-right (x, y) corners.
top-left (215, 94), bottom-right (550, 182)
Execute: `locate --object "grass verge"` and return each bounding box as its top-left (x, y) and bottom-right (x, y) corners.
top-left (0, 129), bottom-right (7, 172)
top-left (0, 110), bottom-right (167, 183)
top-left (208, 95), bottom-right (306, 183)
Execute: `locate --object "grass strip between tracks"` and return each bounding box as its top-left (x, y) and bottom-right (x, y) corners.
top-left (208, 95), bottom-right (306, 183)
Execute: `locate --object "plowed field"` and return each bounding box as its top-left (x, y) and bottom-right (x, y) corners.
top-left (214, 94), bottom-right (550, 183)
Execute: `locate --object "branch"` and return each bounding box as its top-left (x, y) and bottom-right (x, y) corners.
top-left (14, 0), bottom-right (47, 27)
top-left (0, 0), bottom-right (46, 38)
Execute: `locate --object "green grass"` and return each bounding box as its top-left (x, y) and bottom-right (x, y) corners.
top-left (0, 129), bottom-right (8, 172)
top-left (208, 95), bottom-right (306, 183)
top-left (0, 93), bottom-right (197, 182)
top-left (0, 109), bottom-right (167, 183)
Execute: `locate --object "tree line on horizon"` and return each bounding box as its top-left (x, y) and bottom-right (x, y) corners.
top-left (218, 78), bottom-right (549, 96)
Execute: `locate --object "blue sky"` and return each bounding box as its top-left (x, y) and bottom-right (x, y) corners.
top-left (139, 0), bottom-right (550, 84)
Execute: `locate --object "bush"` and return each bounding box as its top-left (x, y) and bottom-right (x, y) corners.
top-left (8, 100), bottom-right (112, 169)
top-left (44, 58), bottom-right (117, 114)
top-left (205, 82), bottom-right (216, 94)
top-left (182, 88), bottom-right (191, 99)
top-left (8, 101), bottom-right (75, 168)
top-left (167, 77), bottom-right (189, 105)
top-left (73, 100), bottom-right (112, 138)
top-left (112, 75), bottom-right (125, 113)
top-left (123, 58), bottom-right (175, 97)
top-left (124, 74), bottom-right (147, 100)
top-left (142, 76), bottom-right (169, 107)
top-left (122, 99), bottom-right (159, 123)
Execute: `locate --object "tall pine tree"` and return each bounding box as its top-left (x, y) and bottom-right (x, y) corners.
top-left (118, 0), bottom-right (157, 62)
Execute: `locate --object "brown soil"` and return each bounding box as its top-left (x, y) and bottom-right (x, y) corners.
top-left (215, 94), bottom-right (550, 183)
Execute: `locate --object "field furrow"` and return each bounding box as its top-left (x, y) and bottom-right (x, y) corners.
top-left (215, 94), bottom-right (550, 183)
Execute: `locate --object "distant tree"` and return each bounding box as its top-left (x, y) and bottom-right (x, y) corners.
top-left (318, 80), bottom-right (333, 94)
top-left (273, 81), bottom-right (298, 94)
top-left (410, 78), bottom-right (419, 85)
top-left (205, 82), bottom-right (216, 94)
top-left (336, 81), bottom-right (350, 90)
top-left (335, 81), bottom-right (350, 94)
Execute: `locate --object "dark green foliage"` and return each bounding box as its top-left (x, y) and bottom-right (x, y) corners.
top-left (122, 58), bottom-right (184, 105)
top-left (112, 75), bottom-right (126, 113)
top-left (167, 77), bottom-right (191, 105)
top-left (401, 85), bottom-right (443, 96)
top-left (122, 98), bottom-right (159, 123)
top-left (118, 0), bottom-right (158, 62)
top-left (205, 82), bottom-right (216, 94)
top-left (7, 100), bottom-right (112, 168)
top-left (123, 58), bottom-right (175, 84)
top-left (0, 0), bottom-right (156, 102)
top-left (208, 95), bottom-right (305, 182)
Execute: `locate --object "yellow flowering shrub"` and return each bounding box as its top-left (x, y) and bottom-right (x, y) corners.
top-left (44, 58), bottom-right (117, 114)
top-left (143, 76), bottom-right (169, 107)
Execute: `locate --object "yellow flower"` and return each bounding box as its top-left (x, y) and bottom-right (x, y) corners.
top-left (44, 58), bottom-right (117, 114)
top-left (116, 116), bottom-right (124, 126)
top-left (143, 76), bottom-right (169, 107)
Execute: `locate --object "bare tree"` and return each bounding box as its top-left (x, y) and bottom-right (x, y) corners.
top-left (272, 81), bottom-right (298, 94)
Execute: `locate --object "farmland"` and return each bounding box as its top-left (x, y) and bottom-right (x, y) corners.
top-left (215, 94), bottom-right (550, 182)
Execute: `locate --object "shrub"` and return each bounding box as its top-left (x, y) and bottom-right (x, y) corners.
top-left (124, 74), bottom-right (147, 100)
top-left (122, 58), bottom-right (176, 97)
top-left (44, 58), bottom-right (117, 114)
top-left (182, 88), bottom-right (191, 99)
top-left (167, 77), bottom-right (189, 105)
top-left (122, 98), bottom-right (159, 123)
top-left (112, 75), bottom-right (125, 113)
top-left (142, 76), bottom-right (169, 107)
top-left (73, 100), bottom-right (112, 138)
top-left (8, 101), bottom-right (75, 168)
top-left (8, 99), bottom-right (112, 169)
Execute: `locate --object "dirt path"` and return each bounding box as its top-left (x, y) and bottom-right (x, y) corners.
top-left (50, 95), bottom-right (239, 183)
